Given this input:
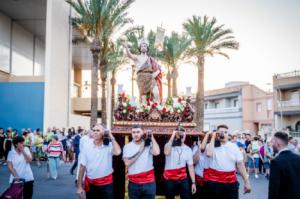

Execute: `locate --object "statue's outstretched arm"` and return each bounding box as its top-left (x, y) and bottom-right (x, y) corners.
top-left (123, 44), bottom-right (137, 61)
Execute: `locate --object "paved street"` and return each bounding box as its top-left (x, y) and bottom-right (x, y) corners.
top-left (0, 162), bottom-right (269, 199)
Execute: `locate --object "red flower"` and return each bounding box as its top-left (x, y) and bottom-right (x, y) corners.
top-left (152, 102), bottom-right (158, 108)
top-left (178, 97), bottom-right (182, 103)
top-left (183, 111), bottom-right (189, 116)
top-left (162, 107), bottom-right (166, 113)
top-left (127, 105), bottom-right (132, 111)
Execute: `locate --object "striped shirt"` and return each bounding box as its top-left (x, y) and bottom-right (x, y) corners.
top-left (47, 142), bottom-right (63, 158)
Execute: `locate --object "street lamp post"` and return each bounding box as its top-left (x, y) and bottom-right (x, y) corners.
top-left (131, 65), bottom-right (135, 97)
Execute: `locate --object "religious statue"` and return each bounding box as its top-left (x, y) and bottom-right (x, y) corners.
top-left (122, 38), bottom-right (162, 103)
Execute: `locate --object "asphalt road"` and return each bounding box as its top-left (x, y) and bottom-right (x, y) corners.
top-left (0, 162), bottom-right (269, 199)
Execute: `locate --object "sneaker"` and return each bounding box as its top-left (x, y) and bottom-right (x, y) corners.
top-left (255, 174), bottom-right (259, 179)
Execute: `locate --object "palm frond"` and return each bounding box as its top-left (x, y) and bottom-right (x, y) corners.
top-left (183, 15), bottom-right (239, 60)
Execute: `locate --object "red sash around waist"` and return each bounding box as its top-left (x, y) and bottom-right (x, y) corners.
top-left (128, 169), bottom-right (155, 184)
top-left (196, 175), bottom-right (205, 187)
top-left (84, 173), bottom-right (113, 192)
top-left (163, 167), bottom-right (187, 181)
top-left (203, 168), bottom-right (237, 183)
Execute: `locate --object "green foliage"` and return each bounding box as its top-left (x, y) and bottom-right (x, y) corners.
top-left (183, 15), bottom-right (239, 59)
top-left (67, 0), bottom-right (135, 69)
top-left (106, 40), bottom-right (128, 73)
top-left (124, 26), bottom-right (158, 58)
top-left (160, 32), bottom-right (191, 68)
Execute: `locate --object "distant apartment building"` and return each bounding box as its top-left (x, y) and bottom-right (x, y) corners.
top-left (273, 70), bottom-right (300, 137)
top-left (204, 82), bottom-right (273, 136)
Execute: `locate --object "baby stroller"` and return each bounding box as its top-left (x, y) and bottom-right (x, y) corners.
top-left (0, 179), bottom-right (25, 199)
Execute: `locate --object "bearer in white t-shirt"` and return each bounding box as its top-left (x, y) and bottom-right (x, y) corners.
top-left (76, 124), bottom-right (121, 199)
top-left (192, 134), bottom-right (210, 198)
top-left (204, 125), bottom-right (251, 199)
top-left (123, 124), bottom-right (160, 199)
top-left (163, 126), bottom-right (196, 199)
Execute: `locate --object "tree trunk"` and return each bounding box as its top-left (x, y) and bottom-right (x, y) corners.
top-left (167, 67), bottom-right (171, 98)
top-left (111, 70), bottom-right (116, 127)
top-left (195, 56), bottom-right (204, 130)
top-left (90, 40), bottom-right (101, 128)
top-left (100, 66), bottom-right (107, 127)
top-left (172, 67), bottom-right (178, 97)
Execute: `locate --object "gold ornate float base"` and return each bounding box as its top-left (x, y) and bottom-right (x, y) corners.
top-left (112, 121), bottom-right (199, 135)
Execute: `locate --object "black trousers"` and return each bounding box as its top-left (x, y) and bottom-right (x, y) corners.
top-left (128, 182), bottom-right (156, 199)
top-left (165, 179), bottom-right (191, 199)
top-left (23, 181), bottom-right (34, 199)
top-left (70, 152), bottom-right (79, 174)
top-left (86, 183), bottom-right (113, 199)
top-left (204, 181), bottom-right (239, 199)
top-left (192, 184), bottom-right (206, 199)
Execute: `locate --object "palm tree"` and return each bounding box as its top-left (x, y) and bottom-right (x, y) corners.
top-left (183, 15), bottom-right (239, 130)
top-left (160, 32), bottom-right (191, 97)
top-left (67, 0), bottom-right (134, 127)
top-left (106, 40), bottom-right (128, 126)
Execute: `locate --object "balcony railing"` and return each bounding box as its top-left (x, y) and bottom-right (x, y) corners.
top-left (279, 100), bottom-right (300, 107)
top-left (290, 131), bottom-right (300, 138)
top-left (274, 70), bottom-right (300, 79)
top-left (205, 107), bottom-right (241, 114)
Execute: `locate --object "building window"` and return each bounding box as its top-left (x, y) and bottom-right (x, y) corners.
top-left (267, 99), bottom-right (272, 110)
top-left (205, 104), bottom-right (208, 109)
top-left (234, 100), bottom-right (238, 107)
top-left (214, 102), bottom-right (220, 109)
top-left (256, 103), bottom-right (262, 112)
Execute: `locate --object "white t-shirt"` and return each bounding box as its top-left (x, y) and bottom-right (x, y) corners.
top-left (192, 145), bottom-right (207, 177)
top-left (76, 135), bottom-right (93, 179)
top-left (80, 142), bottom-right (113, 179)
top-left (79, 135), bottom-right (93, 153)
top-left (207, 141), bottom-right (243, 172)
top-left (7, 147), bottom-right (34, 183)
top-left (123, 141), bottom-right (153, 175)
top-left (165, 144), bottom-right (193, 170)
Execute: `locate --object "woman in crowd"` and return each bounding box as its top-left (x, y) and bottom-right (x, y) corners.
top-left (7, 136), bottom-right (34, 199)
top-left (0, 128), bottom-right (5, 164)
top-left (69, 127), bottom-right (76, 137)
top-left (3, 129), bottom-right (13, 166)
top-left (66, 132), bottom-right (74, 162)
top-left (34, 129), bottom-right (44, 167)
top-left (47, 135), bottom-right (65, 180)
top-left (23, 131), bottom-right (32, 150)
